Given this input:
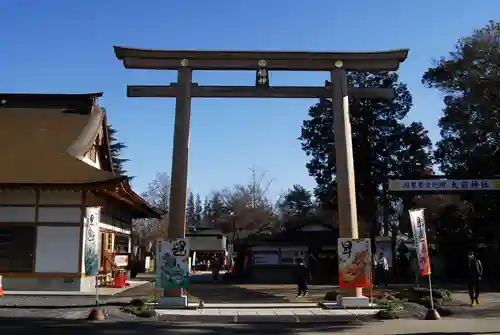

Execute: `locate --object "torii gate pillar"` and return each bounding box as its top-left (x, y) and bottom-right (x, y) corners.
top-left (161, 63), bottom-right (192, 308)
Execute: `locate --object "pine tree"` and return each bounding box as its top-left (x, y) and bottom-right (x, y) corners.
top-left (106, 121), bottom-right (129, 176)
top-left (186, 192), bottom-right (196, 231)
top-left (194, 193), bottom-right (203, 227)
top-left (202, 197), bottom-right (212, 227)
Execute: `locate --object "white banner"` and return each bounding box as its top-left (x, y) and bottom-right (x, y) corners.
top-left (409, 209), bottom-right (426, 243)
top-left (389, 179), bottom-right (500, 192)
top-left (84, 207), bottom-right (101, 275)
top-left (409, 209), bottom-right (431, 276)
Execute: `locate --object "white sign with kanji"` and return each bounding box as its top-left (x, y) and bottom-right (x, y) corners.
top-left (389, 179), bottom-right (500, 192)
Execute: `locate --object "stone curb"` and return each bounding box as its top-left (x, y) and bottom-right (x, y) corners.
top-left (157, 314), bottom-right (375, 323)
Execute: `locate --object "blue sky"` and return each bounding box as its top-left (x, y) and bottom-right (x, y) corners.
top-left (1, 0), bottom-right (497, 201)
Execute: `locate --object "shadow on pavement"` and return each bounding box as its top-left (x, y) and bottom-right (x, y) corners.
top-left (0, 316), bottom-right (367, 334)
top-left (443, 303), bottom-right (500, 319)
top-left (0, 301), bottom-right (128, 309)
top-left (397, 333), bottom-right (500, 335)
top-left (115, 281), bottom-right (290, 303)
top-left (186, 284), bottom-right (290, 303)
top-left (115, 281), bottom-right (156, 298)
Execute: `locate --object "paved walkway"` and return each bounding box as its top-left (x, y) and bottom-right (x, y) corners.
top-left (0, 315), bottom-right (499, 334)
top-left (156, 306), bottom-right (379, 317)
top-left (343, 317), bottom-right (500, 334)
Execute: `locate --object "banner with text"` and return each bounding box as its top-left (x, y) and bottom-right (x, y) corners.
top-left (409, 209), bottom-right (431, 276)
top-left (156, 238), bottom-right (190, 289)
top-left (389, 179), bottom-right (500, 192)
top-left (338, 238), bottom-right (372, 288)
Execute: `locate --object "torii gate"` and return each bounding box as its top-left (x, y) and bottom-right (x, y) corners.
top-left (114, 47), bottom-right (408, 307)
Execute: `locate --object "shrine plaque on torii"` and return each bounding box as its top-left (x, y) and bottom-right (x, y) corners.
top-left (114, 47), bottom-right (409, 307)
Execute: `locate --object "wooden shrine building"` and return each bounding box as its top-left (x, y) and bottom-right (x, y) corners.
top-left (0, 93), bottom-right (161, 292)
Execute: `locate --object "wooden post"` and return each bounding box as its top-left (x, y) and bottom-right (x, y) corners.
top-left (331, 63), bottom-right (362, 300)
top-left (164, 62), bottom-right (192, 301)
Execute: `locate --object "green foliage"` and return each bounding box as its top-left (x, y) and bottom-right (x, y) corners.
top-left (279, 184), bottom-right (314, 218)
top-left (207, 191), bottom-right (228, 225)
top-left (130, 298), bottom-right (149, 307)
top-left (423, 20), bottom-right (500, 272)
top-left (375, 309), bottom-right (399, 319)
top-left (186, 192), bottom-right (197, 231)
top-left (394, 287), bottom-right (453, 303)
top-left (106, 123), bottom-right (130, 177)
top-left (195, 193), bottom-right (203, 225)
top-left (123, 300), bottom-right (157, 318)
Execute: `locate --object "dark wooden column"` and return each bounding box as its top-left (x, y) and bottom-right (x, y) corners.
top-left (331, 62), bottom-right (362, 299)
top-left (165, 61), bottom-right (192, 299)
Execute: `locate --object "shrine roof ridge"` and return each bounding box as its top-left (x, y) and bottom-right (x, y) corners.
top-left (0, 93), bottom-right (103, 111)
top-left (114, 46), bottom-right (409, 62)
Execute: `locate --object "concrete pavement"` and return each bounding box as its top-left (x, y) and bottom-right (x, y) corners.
top-left (1, 316), bottom-right (500, 334)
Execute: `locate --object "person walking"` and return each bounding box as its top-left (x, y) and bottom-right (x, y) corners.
top-left (467, 251), bottom-right (483, 306)
top-left (294, 259), bottom-right (311, 297)
top-left (378, 252), bottom-right (390, 287)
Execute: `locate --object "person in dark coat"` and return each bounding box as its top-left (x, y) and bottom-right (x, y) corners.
top-left (467, 251), bottom-right (483, 306)
top-left (294, 259), bottom-right (311, 297)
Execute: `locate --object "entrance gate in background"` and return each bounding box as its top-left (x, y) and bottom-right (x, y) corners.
top-left (114, 47), bottom-right (409, 306)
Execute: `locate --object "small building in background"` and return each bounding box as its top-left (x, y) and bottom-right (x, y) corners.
top-left (246, 222), bottom-right (338, 283)
top-left (0, 93), bottom-right (160, 292)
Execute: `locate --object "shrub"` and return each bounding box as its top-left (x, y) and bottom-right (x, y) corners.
top-left (323, 291), bottom-right (339, 301)
top-left (130, 298), bottom-right (149, 307)
top-left (375, 309), bottom-right (399, 320)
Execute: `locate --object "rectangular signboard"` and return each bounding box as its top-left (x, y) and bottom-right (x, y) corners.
top-left (156, 238), bottom-right (190, 289)
top-left (388, 179), bottom-right (500, 192)
top-left (337, 238), bottom-right (372, 289)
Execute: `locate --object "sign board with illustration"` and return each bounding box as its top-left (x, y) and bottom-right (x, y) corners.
top-left (337, 238), bottom-right (372, 288)
top-left (156, 238), bottom-right (190, 289)
top-left (84, 207), bottom-right (101, 275)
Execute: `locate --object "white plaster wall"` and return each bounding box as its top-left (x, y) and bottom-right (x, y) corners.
top-left (35, 226), bottom-right (81, 273)
top-left (38, 207), bottom-right (81, 223)
top-left (39, 191), bottom-right (82, 205)
top-left (0, 207), bottom-right (35, 222)
top-left (0, 190), bottom-right (36, 205)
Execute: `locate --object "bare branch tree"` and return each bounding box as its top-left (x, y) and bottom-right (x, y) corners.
top-left (132, 172), bottom-right (171, 246)
top-left (209, 166), bottom-right (284, 234)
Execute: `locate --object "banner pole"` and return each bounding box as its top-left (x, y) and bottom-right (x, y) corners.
top-left (369, 270), bottom-right (373, 307)
top-left (427, 273), bottom-right (434, 310)
top-left (415, 255), bottom-right (420, 290)
top-left (423, 271), bottom-right (441, 320)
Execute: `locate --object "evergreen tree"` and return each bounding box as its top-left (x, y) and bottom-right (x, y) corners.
top-left (207, 192), bottom-right (227, 227)
top-left (300, 74), bottom-right (433, 236)
top-left (423, 20), bottom-right (500, 257)
top-left (194, 193), bottom-right (203, 227)
top-left (186, 192), bottom-right (196, 231)
top-left (202, 197), bottom-right (211, 226)
top-left (106, 122), bottom-right (129, 176)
